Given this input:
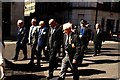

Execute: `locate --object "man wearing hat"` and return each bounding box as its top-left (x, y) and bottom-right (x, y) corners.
top-left (76, 19), bottom-right (90, 64)
top-left (58, 22), bottom-right (80, 80)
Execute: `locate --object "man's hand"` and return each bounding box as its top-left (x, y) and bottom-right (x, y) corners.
top-left (0, 66), bottom-right (4, 79)
top-left (45, 46), bottom-right (47, 50)
top-left (28, 43), bottom-right (31, 45)
top-left (72, 59), bottom-right (77, 64)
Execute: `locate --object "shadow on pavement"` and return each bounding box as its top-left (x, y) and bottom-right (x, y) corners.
top-left (89, 78), bottom-right (117, 80)
top-left (65, 69), bottom-right (106, 77)
top-left (4, 59), bottom-right (48, 72)
top-left (101, 53), bottom-right (120, 56)
top-left (4, 74), bottom-right (46, 80)
top-left (84, 59), bottom-right (120, 65)
top-left (101, 48), bottom-right (118, 50)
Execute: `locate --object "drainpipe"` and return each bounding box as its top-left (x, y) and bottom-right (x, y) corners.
top-left (95, 2), bottom-right (98, 29)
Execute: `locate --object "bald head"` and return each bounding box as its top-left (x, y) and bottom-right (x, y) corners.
top-left (39, 21), bottom-right (45, 28)
top-left (49, 19), bottom-right (56, 28)
top-left (31, 18), bottom-right (36, 26)
top-left (49, 19), bottom-right (54, 24)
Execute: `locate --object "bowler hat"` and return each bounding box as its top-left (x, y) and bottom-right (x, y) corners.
top-left (80, 19), bottom-right (86, 24)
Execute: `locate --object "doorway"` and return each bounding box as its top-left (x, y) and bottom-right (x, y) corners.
top-left (106, 19), bottom-right (115, 34)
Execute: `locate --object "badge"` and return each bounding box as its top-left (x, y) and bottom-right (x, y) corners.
top-left (72, 43), bottom-right (75, 48)
top-left (21, 31), bottom-right (24, 34)
top-left (43, 32), bottom-right (46, 34)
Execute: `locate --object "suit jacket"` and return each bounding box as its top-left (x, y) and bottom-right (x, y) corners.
top-left (37, 26), bottom-right (48, 47)
top-left (93, 29), bottom-right (104, 43)
top-left (63, 32), bottom-right (80, 61)
top-left (28, 26), bottom-right (38, 45)
top-left (17, 27), bottom-right (28, 45)
top-left (76, 26), bottom-right (90, 45)
top-left (47, 25), bottom-right (63, 50)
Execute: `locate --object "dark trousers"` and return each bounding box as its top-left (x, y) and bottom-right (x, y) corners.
top-left (14, 43), bottom-right (27, 59)
top-left (59, 54), bottom-right (79, 80)
top-left (94, 41), bottom-right (102, 55)
top-left (42, 48), bottom-right (49, 61)
top-left (30, 44), bottom-right (37, 63)
top-left (37, 46), bottom-right (43, 66)
top-left (48, 48), bottom-right (58, 76)
top-left (79, 44), bottom-right (86, 64)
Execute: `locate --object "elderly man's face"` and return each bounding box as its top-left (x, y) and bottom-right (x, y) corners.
top-left (39, 23), bottom-right (45, 28)
top-left (31, 21), bottom-right (36, 26)
top-left (49, 20), bottom-right (56, 28)
top-left (64, 28), bottom-right (71, 35)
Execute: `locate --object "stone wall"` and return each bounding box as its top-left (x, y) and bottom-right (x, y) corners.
top-left (0, 1), bottom-right (2, 41)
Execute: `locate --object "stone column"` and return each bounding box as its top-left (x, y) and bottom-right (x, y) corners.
top-left (0, 1), bottom-right (2, 42)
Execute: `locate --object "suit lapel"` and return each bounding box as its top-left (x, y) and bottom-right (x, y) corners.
top-left (64, 34), bottom-right (67, 46)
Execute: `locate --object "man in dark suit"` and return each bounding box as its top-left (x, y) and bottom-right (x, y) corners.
top-left (28, 18), bottom-right (38, 65)
top-left (85, 23), bottom-right (92, 49)
top-left (58, 22), bottom-right (80, 80)
top-left (76, 19), bottom-right (90, 64)
top-left (12, 19), bottom-right (28, 61)
top-left (37, 21), bottom-right (49, 67)
top-left (93, 23), bottom-right (104, 56)
top-left (46, 19), bottom-right (63, 79)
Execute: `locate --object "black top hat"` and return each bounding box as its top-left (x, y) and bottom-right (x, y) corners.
top-left (80, 19), bottom-right (87, 24)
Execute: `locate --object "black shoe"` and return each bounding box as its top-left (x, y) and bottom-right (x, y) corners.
top-left (22, 57), bottom-right (27, 60)
top-left (46, 75), bottom-right (53, 79)
top-left (93, 54), bottom-right (97, 56)
top-left (57, 77), bottom-right (64, 80)
top-left (54, 63), bottom-right (60, 69)
top-left (28, 61), bottom-right (34, 65)
top-left (12, 58), bottom-right (18, 61)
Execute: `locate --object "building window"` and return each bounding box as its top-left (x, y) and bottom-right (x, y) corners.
top-left (116, 20), bottom-right (119, 33)
top-left (106, 19), bottom-right (115, 34)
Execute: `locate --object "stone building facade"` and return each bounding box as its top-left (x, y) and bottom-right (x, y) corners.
top-left (25, 2), bottom-right (120, 35)
top-left (2, 1), bottom-right (120, 39)
top-left (2, 2), bottom-right (24, 39)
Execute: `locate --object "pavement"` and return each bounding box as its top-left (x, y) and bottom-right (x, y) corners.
top-left (2, 40), bottom-right (120, 80)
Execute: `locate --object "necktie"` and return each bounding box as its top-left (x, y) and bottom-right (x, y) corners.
top-left (97, 29), bottom-right (99, 34)
top-left (65, 34), bottom-right (69, 52)
top-left (80, 28), bottom-right (84, 36)
top-left (38, 28), bottom-right (43, 46)
top-left (65, 34), bottom-right (69, 46)
top-left (49, 28), bottom-right (54, 48)
top-left (30, 26), bottom-right (34, 37)
top-left (18, 28), bottom-right (22, 35)
top-left (51, 28), bottom-right (55, 34)
top-left (38, 28), bottom-right (41, 38)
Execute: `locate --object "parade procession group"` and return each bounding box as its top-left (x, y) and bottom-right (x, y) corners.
top-left (5, 18), bottom-right (104, 80)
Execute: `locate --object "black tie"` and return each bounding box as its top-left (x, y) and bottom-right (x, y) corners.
top-left (18, 28), bottom-right (22, 35)
top-left (65, 35), bottom-right (69, 46)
